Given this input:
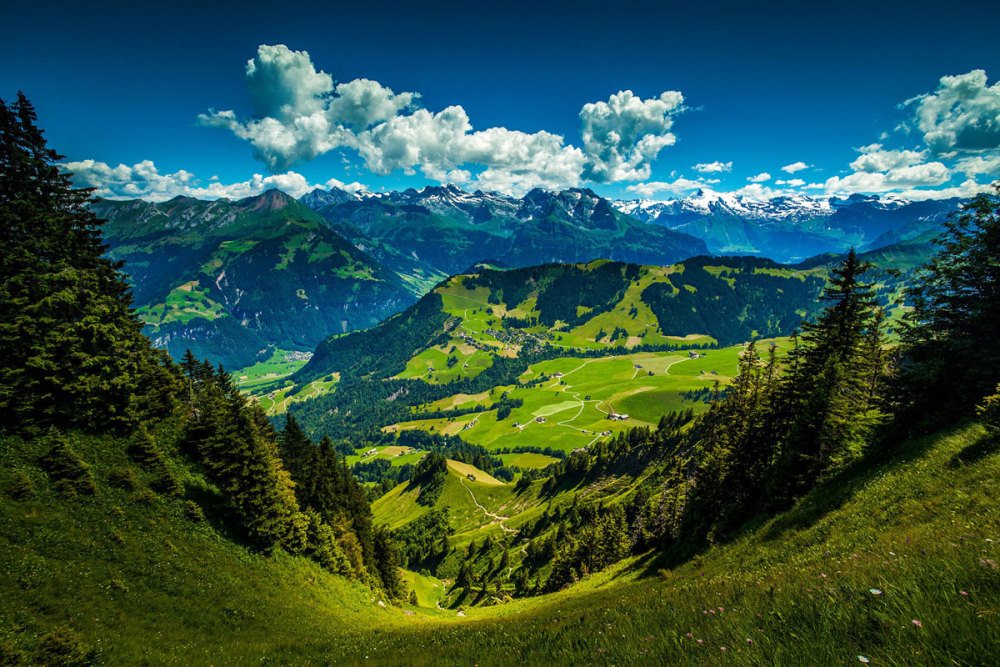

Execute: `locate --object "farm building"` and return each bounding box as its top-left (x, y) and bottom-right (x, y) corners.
top-left (535, 416), bottom-right (547, 423)
top-left (608, 413), bottom-right (629, 421)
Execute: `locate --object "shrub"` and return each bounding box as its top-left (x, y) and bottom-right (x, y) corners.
top-left (40, 436), bottom-right (96, 496)
top-left (976, 384), bottom-right (1000, 440)
top-left (132, 488), bottom-right (157, 505)
top-left (183, 500), bottom-right (205, 523)
top-left (33, 627), bottom-right (95, 666)
top-left (6, 470), bottom-right (34, 500)
top-left (128, 427), bottom-right (182, 496)
top-left (150, 469), bottom-right (183, 497)
top-left (107, 466), bottom-right (140, 491)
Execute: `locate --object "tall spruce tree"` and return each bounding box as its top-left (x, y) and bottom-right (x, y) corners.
top-left (775, 249), bottom-right (882, 495)
top-left (894, 190), bottom-right (1000, 432)
top-left (0, 93), bottom-right (174, 432)
top-left (279, 414), bottom-right (313, 484)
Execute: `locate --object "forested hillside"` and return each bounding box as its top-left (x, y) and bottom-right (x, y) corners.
top-left (94, 192), bottom-right (420, 369)
top-left (2, 94), bottom-right (998, 665)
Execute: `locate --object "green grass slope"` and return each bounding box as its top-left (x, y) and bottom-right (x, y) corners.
top-left (345, 422), bottom-right (1000, 664)
top-left (3, 423), bottom-right (997, 663)
top-left (0, 431), bottom-right (412, 664)
top-left (372, 459), bottom-right (535, 541)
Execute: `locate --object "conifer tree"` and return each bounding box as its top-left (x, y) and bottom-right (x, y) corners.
top-left (775, 249), bottom-right (880, 494)
top-left (279, 414), bottom-right (313, 486)
top-left (0, 93), bottom-right (171, 432)
top-left (894, 190), bottom-right (1000, 431)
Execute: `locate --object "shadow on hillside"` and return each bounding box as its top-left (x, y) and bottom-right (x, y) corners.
top-left (948, 435), bottom-right (998, 467)
top-left (184, 481), bottom-right (255, 548)
top-left (756, 424), bottom-right (975, 543)
top-left (635, 423), bottom-right (977, 579)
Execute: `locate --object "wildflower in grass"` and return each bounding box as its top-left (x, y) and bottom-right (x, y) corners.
top-left (869, 588), bottom-right (882, 595)
top-left (696, 639), bottom-right (704, 645)
top-left (746, 638), bottom-right (753, 645)
top-left (720, 646), bottom-right (728, 652)
top-left (960, 590), bottom-right (969, 597)
top-left (685, 632), bottom-right (693, 639)
top-left (911, 619), bottom-right (923, 628)
top-left (858, 656), bottom-right (870, 664)
top-left (718, 606), bottom-right (724, 613)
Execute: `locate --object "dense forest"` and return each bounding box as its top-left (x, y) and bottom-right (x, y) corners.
top-left (0, 94), bottom-right (404, 598)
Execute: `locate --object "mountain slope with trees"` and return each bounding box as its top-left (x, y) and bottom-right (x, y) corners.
top-left (2, 95), bottom-right (998, 665)
top-left (93, 192), bottom-right (419, 369)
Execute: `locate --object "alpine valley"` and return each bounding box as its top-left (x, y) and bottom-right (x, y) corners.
top-left (97, 183), bottom-right (960, 371)
top-left (4, 10), bottom-right (1000, 664)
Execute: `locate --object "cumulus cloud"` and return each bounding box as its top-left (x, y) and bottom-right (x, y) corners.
top-left (626, 177), bottom-right (715, 198)
top-left (60, 159), bottom-right (364, 202)
top-left (823, 160), bottom-right (951, 195)
top-left (580, 90), bottom-right (685, 182)
top-left (780, 161), bottom-right (809, 174)
top-left (908, 69), bottom-right (1000, 154)
top-left (200, 45), bottom-right (685, 195)
top-left (849, 144), bottom-right (927, 173)
top-left (954, 153), bottom-right (1000, 178)
top-left (693, 161), bottom-right (732, 173)
top-left (775, 178), bottom-right (805, 187)
top-left (747, 172), bottom-right (771, 183)
top-left (894, 178), bottom-right (995, 200)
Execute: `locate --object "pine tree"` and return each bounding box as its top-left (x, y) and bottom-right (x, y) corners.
top-left (279, 414), bottom-right (313, 484)
top-left (775, 249), bottom-right (880, 495)
top-left (0, 94), bottom-right (167, 432)
top-left (894, 190), bottom-right (1000, 432)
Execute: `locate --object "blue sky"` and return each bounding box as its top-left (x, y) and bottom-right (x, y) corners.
top-left (2, 0), bottom-right (999, 201)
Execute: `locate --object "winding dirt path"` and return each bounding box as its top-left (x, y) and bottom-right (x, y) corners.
top-left (460, 479), bottom-right (516, 534)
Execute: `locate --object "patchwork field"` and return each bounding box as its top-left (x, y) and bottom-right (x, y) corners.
top-left (386, 341), bottom-right (780, 453)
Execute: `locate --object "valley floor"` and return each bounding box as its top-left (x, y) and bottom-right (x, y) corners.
top-left (3, 423), bottom-right (998, 664)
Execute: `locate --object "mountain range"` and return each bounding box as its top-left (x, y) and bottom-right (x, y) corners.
top-left (301, 184), bottom-right (708, 275)
top-left (614, 189), bottom-right (962, 261)
top-left (94, 183), bottom-right (961, 370)
top-left (94, 190), bottom-right (418, 369)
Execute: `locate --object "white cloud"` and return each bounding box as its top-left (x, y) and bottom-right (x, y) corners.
top-left (747, 172), bottom-right (771, 183)
top-left (580, 90), bottom-right (685, 182)
top-left (823, 161), bottom-right (951, 195)
top-left (693, 161), bottom-right (732, 173)
top-left (894, 179), bottom-right (995, 201)
top-left (954, 153), bottom-right (1000, 178)
top-left (780, 161), bottom-right (809, 174)
top-left (60, 159), bottom-right (364, 202)
top-left (626, 177), bottom-right (712, 198)
top-left (200, 45), bottom-right (685, 195)
top-left (323, 177), bottom-right (368, 194)
top-left (775, 178), bottom-right (805, 187)
top-left (849, 144), bottom-right (927, 173)
top-left (908, 69), bottom-right (1000, 154)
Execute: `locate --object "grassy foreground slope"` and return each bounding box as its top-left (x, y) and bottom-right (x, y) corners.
top-left (344, 422), bottom-right (1000, 664)
top-left (4, 422), bottom-right (996, 664)
top-left (0, 431), bottom-right (418, 664)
